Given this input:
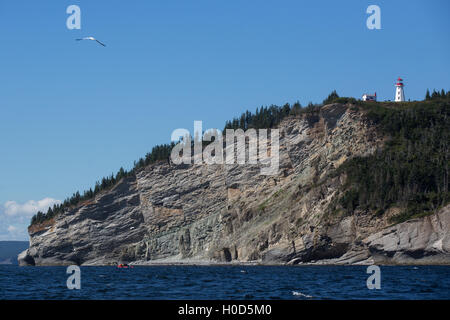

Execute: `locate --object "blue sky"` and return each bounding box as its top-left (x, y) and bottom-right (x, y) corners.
top-left (0, 0), bottom-right (449, 240)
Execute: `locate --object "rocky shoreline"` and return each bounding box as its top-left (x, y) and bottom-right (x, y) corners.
top-left (18, 104), bottom-right (450, 266)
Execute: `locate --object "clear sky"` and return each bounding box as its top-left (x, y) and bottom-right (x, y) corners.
top-left (0, 0), bottom-right (449, 240)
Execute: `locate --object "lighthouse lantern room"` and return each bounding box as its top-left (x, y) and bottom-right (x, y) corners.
top-left (395, 77), bottom-right (405, 102)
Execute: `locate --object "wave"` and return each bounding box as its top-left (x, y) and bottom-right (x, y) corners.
top-left (292, 291), bottom-right (313, 298)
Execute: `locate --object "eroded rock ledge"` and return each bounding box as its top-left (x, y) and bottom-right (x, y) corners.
top-left (19, 104), bottom-right (450, 266)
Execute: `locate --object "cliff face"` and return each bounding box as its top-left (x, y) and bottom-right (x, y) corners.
top-left (19, 104), bottom-right (450, 266)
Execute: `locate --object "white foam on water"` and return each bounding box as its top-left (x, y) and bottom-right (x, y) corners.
top-left (292, 291), bottom-right (313, 298)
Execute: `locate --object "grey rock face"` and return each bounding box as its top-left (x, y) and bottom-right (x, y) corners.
top-left (19, 104), bottom-right (450, 266)
top-left (364, 205), bottom-right (450, 264)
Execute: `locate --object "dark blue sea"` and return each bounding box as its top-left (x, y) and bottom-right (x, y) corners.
top-left (0, 265), bottom-right (449, 300)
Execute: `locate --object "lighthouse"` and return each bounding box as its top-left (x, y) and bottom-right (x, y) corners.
top-left (395, 77), bottom-right (405, 102)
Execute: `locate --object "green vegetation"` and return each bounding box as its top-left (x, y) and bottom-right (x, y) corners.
top-left (425, 88), bottom-right (450, 101)
top-left (323, 90), bottom-right (339, 105)
top-left (30, 89), bottom-right (449, 226)
top-left (336, 92), bottom-right (450, 223)
top-left (30, 143), bottom-right (174, 225)
top-left (322, 90), bottom-right (359, 105)
top-left (31, 97), bottom-right (324, 226)
top-left (224, 102), bottom-right (300, 131)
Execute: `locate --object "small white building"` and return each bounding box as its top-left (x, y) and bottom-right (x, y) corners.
top-left (362, 92), bottom-right (377, 101)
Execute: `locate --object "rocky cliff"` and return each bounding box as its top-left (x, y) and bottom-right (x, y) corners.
top-left (19, 103), bottom-right (450, 266)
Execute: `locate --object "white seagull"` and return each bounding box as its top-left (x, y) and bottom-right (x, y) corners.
top-left (76, 36), bottom-right (106, 47)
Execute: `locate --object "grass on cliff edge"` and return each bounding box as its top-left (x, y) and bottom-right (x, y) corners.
top-left (333, 98), bottom-right (450, 224)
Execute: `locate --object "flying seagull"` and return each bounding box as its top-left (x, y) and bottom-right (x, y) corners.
top-left (76, 37), bottom-right (106, 47)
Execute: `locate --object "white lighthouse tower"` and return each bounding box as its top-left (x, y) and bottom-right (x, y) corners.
top-left (395, 77), bottom-right (405, 102)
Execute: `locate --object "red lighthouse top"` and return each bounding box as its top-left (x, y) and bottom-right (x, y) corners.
top-left (396, 77), bottom-right (404, 86)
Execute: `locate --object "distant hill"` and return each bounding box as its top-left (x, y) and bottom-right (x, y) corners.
top-left (0, 241), bottom-right (29, 265)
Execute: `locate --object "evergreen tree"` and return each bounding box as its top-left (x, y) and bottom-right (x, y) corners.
top-left (431, 89), bottom-right (438, 99)
top-left (323, 90), bottom-right (339, 105)
top-left (32, 90), bottom-right (450, 227)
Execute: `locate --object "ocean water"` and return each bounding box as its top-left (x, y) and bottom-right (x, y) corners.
top-left (0, 265), bottom-right (449, 300)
